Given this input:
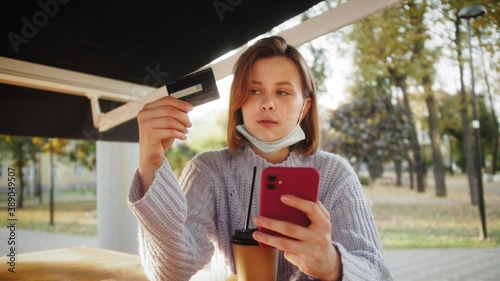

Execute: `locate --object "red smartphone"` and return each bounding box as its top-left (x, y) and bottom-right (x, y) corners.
top-left (258, 167), bottom-right (320, 247)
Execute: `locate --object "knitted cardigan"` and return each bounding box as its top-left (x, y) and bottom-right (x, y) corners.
top-left (128, 146), bottom-right (393, 281)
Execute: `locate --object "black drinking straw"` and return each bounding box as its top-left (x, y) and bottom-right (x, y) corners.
top-left (244, 166), bottom-right (257, 230)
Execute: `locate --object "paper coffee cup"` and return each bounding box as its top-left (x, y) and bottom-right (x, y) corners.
top-left (231, 228), bottom-right (278, 281)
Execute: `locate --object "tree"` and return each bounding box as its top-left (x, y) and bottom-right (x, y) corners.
top-left (439, 92), bottom-right (497, 175)
top-left (408, 0), bottom-right (447, 196)
top-left (0, 136), bottom-right (31, 208)
top-left (347, 4), bottom-right (428, 191)
top-left (0, 136), bottom-right (69, 208)
top-left (478, 30), bottom-right (499, 180)
top-left (439, 92), bottom-right (464, 173)
top-left (437, 0), bottom-right (499, 204)
top-left (330, 89), bottom-right (410, 182)
top-left (62, 140), bottom-right (96, 171)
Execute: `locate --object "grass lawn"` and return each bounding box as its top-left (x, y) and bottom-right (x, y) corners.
top-left (365, 174), bottom-right (500, 248)
top-left (0, 194), bottom-right (97, 237)
top-left (373, 203), bottom-right (500, 248)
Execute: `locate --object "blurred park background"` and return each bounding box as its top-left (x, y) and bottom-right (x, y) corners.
top-left (0, 0), bottom-right (499, 254)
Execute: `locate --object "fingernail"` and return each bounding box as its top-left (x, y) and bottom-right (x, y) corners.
top-left (281, 195), bottom-right (291, 202)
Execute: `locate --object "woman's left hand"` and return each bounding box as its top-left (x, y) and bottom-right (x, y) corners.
top-left (252, 195), bottom-right (341, 281)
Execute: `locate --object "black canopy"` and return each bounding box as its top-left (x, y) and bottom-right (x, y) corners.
top-left (0, 0), bottom-right (323, 142)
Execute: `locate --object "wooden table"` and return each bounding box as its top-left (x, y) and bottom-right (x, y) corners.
top-left (0, 247), bottom-right (237, 281)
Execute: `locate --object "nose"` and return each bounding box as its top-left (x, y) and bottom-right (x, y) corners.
top-left (260, 95), bottom-right (275, 111)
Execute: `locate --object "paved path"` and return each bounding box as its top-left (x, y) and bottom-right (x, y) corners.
top-left (385, 248), bottom-right (500, 281)
top-left (1, 230), bottom-right (499, 280)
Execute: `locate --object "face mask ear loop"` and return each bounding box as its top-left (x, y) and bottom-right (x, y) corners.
top-left (296, 101), bottom-right (307, 126)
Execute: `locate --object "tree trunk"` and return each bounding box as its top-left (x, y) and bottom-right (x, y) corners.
top-left (394, 156), bottom-right (403, 186)
top-left (36, 153), bottom-right (43, 204)
top-left (396, 77), bottom-right (425, 192)
top-left (368, 158), bottom-right (383, 180)
top-left (15, 160), bottom-right (25, 209)
top-left (409, 163), bottom-right (414, 190)
top-left (448, 136), bottom-right (455, 176)
top-left (455, 17), bottom-right (478, 205)
top-left (423, 77), bottom-right (446, 197)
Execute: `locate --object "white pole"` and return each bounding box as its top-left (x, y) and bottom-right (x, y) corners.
top-left (96, 141), bottom-right (139, 254)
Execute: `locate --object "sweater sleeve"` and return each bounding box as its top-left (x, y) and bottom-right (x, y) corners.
top-left (327, 160), bottom-right (393, 281)
top-left (128, 158), bottom-right (216, 281)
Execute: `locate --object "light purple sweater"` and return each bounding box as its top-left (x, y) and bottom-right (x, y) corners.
top-left (128, 146), bottom-right (392, 281)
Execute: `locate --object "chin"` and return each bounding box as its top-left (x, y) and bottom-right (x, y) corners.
top-left (257, 135), bottom-right (280, 142)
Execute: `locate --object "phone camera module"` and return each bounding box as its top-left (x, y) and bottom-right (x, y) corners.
top-left (268, 175), bottom-right (276, 182)
top-left (267, 184), bottom-right (276, 190)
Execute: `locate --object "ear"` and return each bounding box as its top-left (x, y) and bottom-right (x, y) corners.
top-left (300, 98), bottom-right (312, 121)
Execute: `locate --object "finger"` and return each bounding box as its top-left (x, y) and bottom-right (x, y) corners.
top-left (252, 230), bottom-right (306, 254)
top-left (161, 139), bottom-right (175, 151)
top-left (143, 96), bottom-right (193, 112)
top-left (139, 105), bottom-right (192, 128)
top-left (280, 195), bottom-right (328, 225)
top-left (146, 128), bottom-right (187, 142)
top-left (253, 216), bottom-right (311, 243)
top-left (142, 96), bottom-right (193, 112)
top-left (146, 117), bottom-right (189, 134)
top-left (317, 201), bottom-right (331, 221)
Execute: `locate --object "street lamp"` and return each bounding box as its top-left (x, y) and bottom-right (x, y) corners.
top-left (458, 4), bottom-right (487, 239)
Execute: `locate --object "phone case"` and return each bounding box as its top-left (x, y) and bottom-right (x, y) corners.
top-left (258, 167), bottom-right (320, 247)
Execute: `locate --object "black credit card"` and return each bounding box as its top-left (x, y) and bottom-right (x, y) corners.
top-left (166, 67), bottom-right (220, 107)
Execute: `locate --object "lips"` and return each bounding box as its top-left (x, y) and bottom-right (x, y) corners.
top-left (257, 119), bottom-right (278, 128)
top-left (258, 119), bottom-right (277, 124)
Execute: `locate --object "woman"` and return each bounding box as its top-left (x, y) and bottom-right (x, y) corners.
top-left (129, 36), bottom-right (392, 281)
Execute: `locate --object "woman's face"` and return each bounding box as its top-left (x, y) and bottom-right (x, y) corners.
top-left (241, 56), bottom-right (310, 142)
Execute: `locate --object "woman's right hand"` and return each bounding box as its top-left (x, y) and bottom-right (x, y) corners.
top-left (137, 96), bottom-right (193, 192)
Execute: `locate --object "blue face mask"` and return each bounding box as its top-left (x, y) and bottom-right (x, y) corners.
top-left (236, 102), bottom-right (307, 154)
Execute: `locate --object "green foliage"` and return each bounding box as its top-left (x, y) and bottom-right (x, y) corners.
top-left (439, 93), bottom-right (498, 171)
top-left (0, 135), bottom-right (45, 166)
top-left (439, 93), bottom-right (464, 139)
top-left (61, 140), bottom-right (96, 171)
top-left (336, 0), bottom-right (498, 189)
top-left (166, 143), bottom-right (198, 177)
top-left (358, 175), bottom-right (370, 186)
top-left (330, 94), bottom-right (411, 179)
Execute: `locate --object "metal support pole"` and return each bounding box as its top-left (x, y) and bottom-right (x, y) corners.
top-left (49, 139), bottom-right (55, 226)
top-left (466, 18), bottom-right (487, 239)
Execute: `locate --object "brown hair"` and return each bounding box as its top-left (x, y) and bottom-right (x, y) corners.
top-left (227, 36), bottom-right (319, 155)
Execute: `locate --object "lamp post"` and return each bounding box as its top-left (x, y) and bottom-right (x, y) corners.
top-left (458, 4), bottom-right (487, 239)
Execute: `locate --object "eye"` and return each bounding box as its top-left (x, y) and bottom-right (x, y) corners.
top-left (250, 88), bottom-right (261, 94)
top-left (277, 90), bottom-right (290, 96)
